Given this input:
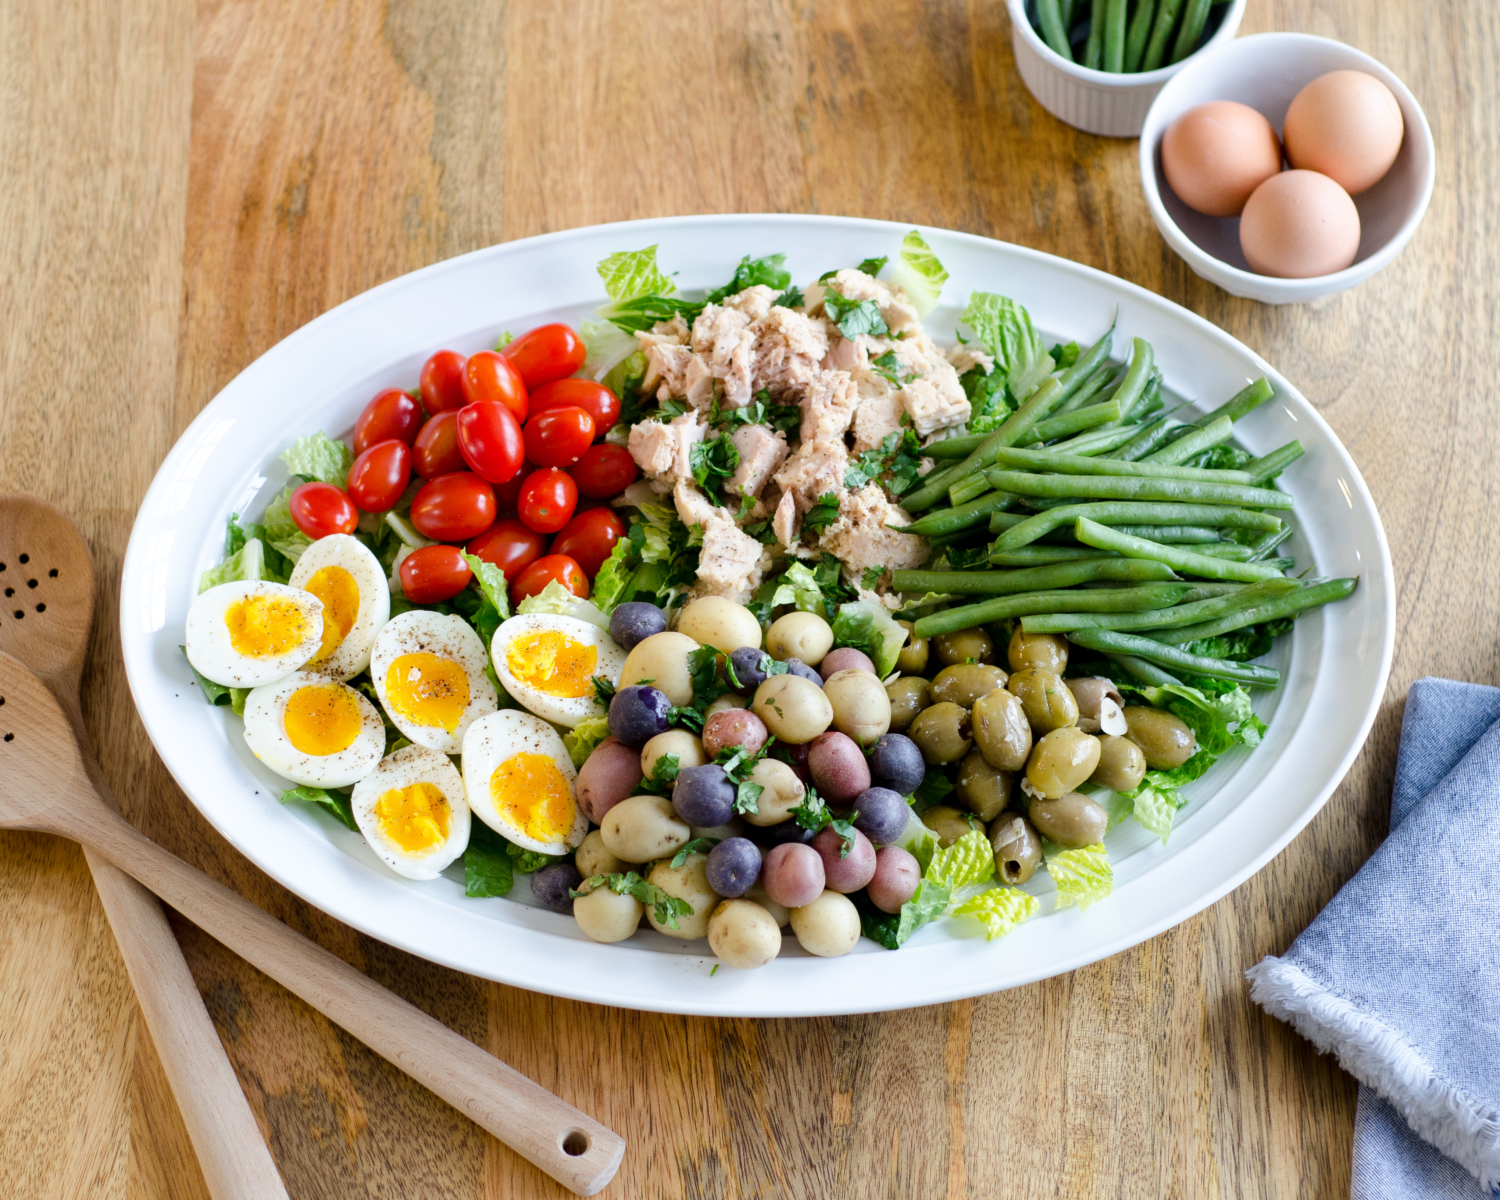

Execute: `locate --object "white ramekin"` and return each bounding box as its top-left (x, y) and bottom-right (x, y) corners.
top-left (1139, 32), bottom-right (1435, 304)
top-left (1008, 0), bottom-right (1247, 137)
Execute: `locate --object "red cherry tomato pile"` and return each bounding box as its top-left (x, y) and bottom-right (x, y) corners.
top-left (287, 322), bottom-right (639, 607)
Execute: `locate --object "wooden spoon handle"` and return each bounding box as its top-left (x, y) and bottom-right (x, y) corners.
top-left (75, 796), bottom-right (624, 1195)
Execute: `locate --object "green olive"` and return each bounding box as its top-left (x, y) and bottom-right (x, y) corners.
top-left (908, 700), bottom-right (973, 765)
top-left (932, 627), bottom-right (997, 667)
top-left (1025, 726), bottom-right (1102, 798)
top-left (971, 688), bottom-right (1032, 772)
top-left (1028, 792), bottom-right (1109, 850)
top-left (885, 676), bottom-right (932, 733)
top-left (1091, 734), bottom-right (1147, 792)
top-left (1067, 676), bottom-right (1123, 725)
top-left (896, 620), bottom-right (929, 674)
top-left (1122, 706), bottom-right (1197, 769)
top-left (920, 804), bottom-right (982, 847)
top-left (1007, 627), bottom-right (1069, 673)
top-left (1008, 667), bottom-right (1080, 732)
top-left (956, 750), bottom-right (1012, 822)
top-left (988, 814), bottom-right (1042, 884)
top-left (930, 662), bottom-right (1009, 708)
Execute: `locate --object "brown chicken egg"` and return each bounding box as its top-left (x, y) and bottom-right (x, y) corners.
top-left (1161, 101), bottom-right (1283, 218)
top-left (1239, 170), bottom-right (1361, 278)
top-left (1283, 70), bottom-right (1404, 195)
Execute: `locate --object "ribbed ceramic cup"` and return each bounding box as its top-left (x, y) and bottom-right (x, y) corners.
top-left (1008, 0), bottom-right (1247, 137)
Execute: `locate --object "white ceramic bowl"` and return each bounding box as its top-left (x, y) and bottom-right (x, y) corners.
top-left (1139, 33), bottom-right (1435, 304)
top-left (1008, 0), bottom-right (1246, 137)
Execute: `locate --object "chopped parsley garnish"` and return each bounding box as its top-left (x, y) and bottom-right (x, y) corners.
top-left (775, 286), bottom-right (804, 309)
top-left (690, 432), bottom-right (740, 505)
top-left (860, 566), bottom-right (884, 590)
top-left (870, 350), bottom-right (913, 388)
top-left (803, 491), bottom-right (842, 535)
top-left (790, 786), bottom-right (857, 857)
top-left (640, 752), bottom-right (681, 795)
top-left (823, 287), bottom-right (890, 340)
top-left (670, 837), bottom-right (722, 868)
top-left (571, 873), bottom-right (695, 929)
top-left (715, 738), bottom-right (775, 816)
top-left (843, 428), bottom-right (924, 494)
top-left (591, 675), bottom-right (617, 705)
top-left (857, 256), bottom-right (889, 276)
top-left (705, 253), bottom-right (791, 303)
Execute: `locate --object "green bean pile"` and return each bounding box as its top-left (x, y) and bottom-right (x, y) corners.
top-left (891, 329), bottom-right (1356, 692)
top-left (1031, 0), bottom-right (1231, 72)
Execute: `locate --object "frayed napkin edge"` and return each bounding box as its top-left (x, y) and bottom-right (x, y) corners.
top-left (1247, 955), bottom-right (1500, 1190)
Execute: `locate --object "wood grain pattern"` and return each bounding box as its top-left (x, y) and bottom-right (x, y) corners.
top-left (0, 0), bottom-right (1492, 1196)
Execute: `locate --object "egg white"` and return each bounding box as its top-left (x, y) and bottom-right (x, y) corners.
top-left (242, 671), bottom-right (385, 787)
top-left (369, 610), bottom-right (498, 754)
top-left (186, 580), bottom-right (324, 689)
top-left (350, 744), bottom-right (470, 880)
top-left (461, 709), bottom-right (588, 856)
top-left (490, 613), bottom-right (625, 729)
top-left (288, 534), bottom-right (390, 681)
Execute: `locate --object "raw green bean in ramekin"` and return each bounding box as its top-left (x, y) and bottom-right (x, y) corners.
top-left (1104, 0), bottom-right (1128, 70)
top-left (992, 501), bottom-right (1281, 551)
top-left (1123, 0), bottom-right (1157, 71)
top-left (984, 469), bottom-right (1295, 509)
top-left (1037, 0), bottom-right (1075, 59)
top-left (1140, 0), bottom-right (1185, 71)
top-left (1074, 518), bottom-right (1288, 583)
top-left (912, 583), bottom-right (1193, 639)
top-left (1169, 0), bottom-right (1213, 64)
top-left (1148, 577), bottom-right (1359, 645)
top-left (1067, 627), bottom-right (1282, 687)
top-left (893, 557), bottom-right (1178, 596)
top-left (1085, 0), bottom-right (1106, 68)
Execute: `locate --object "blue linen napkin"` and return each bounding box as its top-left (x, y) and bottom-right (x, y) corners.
top-left (1246, 677), bottom-right (1500, 1197)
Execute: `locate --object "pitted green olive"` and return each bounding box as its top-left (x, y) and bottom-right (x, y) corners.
top-left (932, 627), bottom-right (997, 667)
top-left (1025, 726), bottom-right (1102, 799)
top-left (1091, 734), bottom-right (1148, 792)
top-left (930, 663), bottom-right (1009, 709)
top-left (1007, 627), bottom-right (1069, 673)
top-left (971, 688), bottom-right (1032, 772)
top-left (920, 804), bottom-right (982, 847)
top-left (885, 676), bottom-right (932, 733)
top-left (896, 620), bottom-right (929, 674)
top-left (989, 814), bottom-right (1042, 884)
top-left (956, 750), bottom-right (1012, 822)
top-left (1028, 791), bottom-right (1109, 850)
top-left (1008, 667), bottom-right (1080, 732)
top-left (1123, 706), bottom-right (1197, 769)
top-left (909, 701), bottom-right (973, 765)
top-left (1068, 676), bottom-right (1124, 723)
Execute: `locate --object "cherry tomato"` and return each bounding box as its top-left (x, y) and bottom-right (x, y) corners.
top-left (456, 400), bottom-right (525, 484)
top-left (501, 324), bottom-right (587, 389)
top-left (419, 350), bottom-right (467, 416)
top-left (289, 482), bottom-right (358, 538)
top-left (354, 388), bottom-right (423, 455)
top-left (549, 508), bottom-right (626, 579)
top-left (569, 443), bottom-right (640, 498)
top-left (493, 459), bottom-right (536, 512)
top-left (399, 544), bottom-right (473, 605)
top-left (517, 467), bottom-right (578, 534)
top-left (461, 350), bottom-right (528, 421)
top-left (410, 471), bottom-right (497, 542)
top-left (467, 516), bottom-right (547, 581)
top-left (528, 379), bottom-right (621, 437)
top-left (346, 439), bottom-right (412, 513)
top-left (412, 410), bottom-right (464, 478)
top-left (524, 406), bottom-right (595, 468)
top-left (510, 554), bottom-right (589, 607)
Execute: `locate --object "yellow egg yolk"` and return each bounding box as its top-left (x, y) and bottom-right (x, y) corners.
top-left (303, 566), bottom-right (359, 664)
top-left (505, 630), bottom-right (598, 699)
top-left (488, 752), bottom-right (574, 844)
top-left (225, 594), bottom-right (311, 658)
top-left (374, 781), bottom-right (451, 855)
top-left (384, 652), bottom-right (470, 731)
top-left (283, 685), bottom-right (363, 756)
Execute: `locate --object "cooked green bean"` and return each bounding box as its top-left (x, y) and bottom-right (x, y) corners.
top-left (1047, 426), bottom-right (1140, 457)
top-left (1110, 338), bottom-right (1155, 421)
top-left (902, 489), bottom-right (1015, 536)
top-left (1054, 326), bottom-right (1118, 403)
top-left (1110, 525), bottom-right (1223, 542)
top-left (1032, 398), bottom-right (1122, 442)
top-left (892, 558), bottom-right (1178, 596)
top-left (1246, 441), bottom-right (1305, 485)
top-left (1261, 557), bottom-right (1297, 571)
top-left (1051, 364), bottom-right (1120, 416)
top-left (1124, 0), bottom-right (1156, 70)
top-left (1068, 628), bottom-right (1281, 686)
top-left (1021, 578), bottom-right (1298, 632)
top-left (992, 500), bottom-right (1280, 551)
top-left (989, 444), bottom-right (1254, 484)
top-left (912, 584), bottom-right (1192, 639)
top-left (924, 433), bottom-right (988, 459)
top-left (1114, 415), bottom-right (1181, 461)
top-left (1108, 653), bottom-right (1183, 688)
top-left (988, 545), bottom-right (1111, 566)
top-left (1104, 0), bottom-right (1127, 70)
top-left (984, 469), bottom-right (1295, 509)
top-left (1246, 526), bottom-right (1294, 561)
top-left (1150, 577), bottom-right (1358, 645)
top-left (1074, 517), bottom-right (1287, 582)
top-left (1037, 0), bottom-right (1075, 58)
top-left (948, 473), bottom-right (993, 507)
top-left (1141, 415), bottom-right (1233, 466)
top-left (1195, 376), bottom-right (1274, 427)
top-left (1085, 0), bottom-right (1106, 67)
top-left (1188, 542), bottom-right (1255, 561)
top-left (927, 527), bottom-right (991, 549)
top-left (1140, 0), bottom-right (1184, 70)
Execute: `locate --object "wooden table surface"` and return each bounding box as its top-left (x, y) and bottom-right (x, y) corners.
top-left (0, 0), bottom-right (1488, 1196)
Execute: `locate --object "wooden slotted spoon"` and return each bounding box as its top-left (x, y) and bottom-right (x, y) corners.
top-left (0, 502), bottom-right (624, 1197)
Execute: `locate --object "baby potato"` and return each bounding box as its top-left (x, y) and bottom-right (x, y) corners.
top-left (752, 674), bottom-right (834, 744)
top-left (807, 731), bottom-right (871, 804)
top-left (741, 757), bottom-right (806, 826)
top-left (677, 597), bottom-right (762, 656)
top-left (744, 881), bottom-right (790, 928)
top-left (701, 708), bottom-right (769, 758)
top-left (619, 631), bottom-right (700, 706)
top-left (705, 693), bottom-right (748, 717)
top-left (600, 794), bottom-right (692, 863)
top-left (576, 736), bottom-right (645, 824)
top-left (647, 853), bottom-right (718, 940)
top-left (641, 729), bottom-right (706, 781)
top-left (823, 668), bottom-right (891, 746)
top-left (867, 845), bottom-right (921, 913)
top-left (819, 646), bottom-right (875, 679)
top-left (573, 885), bottom-right (644, 943)
top-left (766, 611), bottom-right (834, 666)
top-left (576, 829), bottom-right (626, 878)
top-left (790, 890), bottom-right (861, 957)
top-left (708, 899), bottom-right (783, 969)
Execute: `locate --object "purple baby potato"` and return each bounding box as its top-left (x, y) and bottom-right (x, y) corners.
top-left (850, 787), bottom-right (909, 846)
top-left (672, 764), bottom-right (736, 828)
top-left (807, 731), bottom-right (871, 804)
top-left (783, 658), bottom-right (822, 684)
top-left (701, 708), bottom-right (768, 758)
top-left (608, 685), bottom-right (672, 747)
top-left (867, 733), bottom-right (925, 796)
top-left (819, 646), bottom-right (876, 680)
top-left (609, 601), bottom-right (667, 652)
top-left (576, 736), bottom-right (644, 824)
top-left (811, 826), bottom-right (876, 893)
top-left (728, 646), bottom-right (775, 690)
top-left (530, 861), bottom-right (583, 914)
top-left (706, 837), bottom-right (762, 898)
top-left (762, 842), bottom-right (826, 908)
top-left (867, 846), bottom-right (921, 913)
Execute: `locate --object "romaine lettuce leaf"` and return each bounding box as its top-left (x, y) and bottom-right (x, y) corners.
top-left (925, 829), bottom-right (996, 890)
top-left (953, 887), bottom-right (1039, 940)
top-left (959, 292), bottom-right (1052, 401)
top-left (461, 553), bottom-right (511, 622)
top-left (198, 537), bottom-right (269, 593)
top-left (580, 318), bottom-right (641, 383)
top-left (888, 229), bottom-right (948, 318)
top-left (517, 580), bottom-right (611, 631)
top-left (829, 600), bottom-right (908, 677)
top-left (563, 716), bottom-right (611, 769)
top-left (1127, 777), bottom-right (1177, 844)
top-left (1045, 842), bottom-right (1112, 910)
top-left (770, 561), bottom-right (827, 616)
top-left (597, 245), bottom-right (674, 302)
top-left (262, 484), bottom-right (313, 563)
top-left (590, 537), bottom-right (637, 614)
top-left (961, 364), bottom-right (1012, 434)
top-left (280, 433), bottom-right (353, 488)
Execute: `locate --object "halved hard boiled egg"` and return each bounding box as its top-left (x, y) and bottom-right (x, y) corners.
top-left (187, 580), bottom-right (324, 689)
top-left (462, 710), bottom-right (588, 856)
top-left (288, 534), bottom-right (390, 681)
top-left (490, 613), bottom-right (625, 729)
top-left (242, 671), bottom-right (385, 787)
top-left (370, 610), bottom-right (497, 754)
top-left (350, 744), bottom-right (470, 880)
